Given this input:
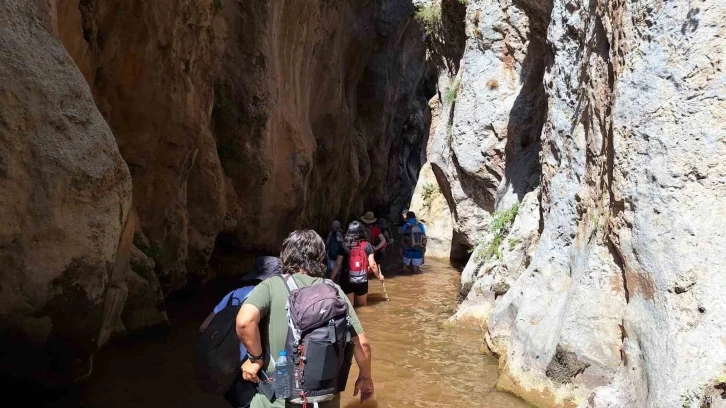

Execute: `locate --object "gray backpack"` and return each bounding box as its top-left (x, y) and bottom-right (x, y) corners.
top-left (279, 276), bottom-right (354, 405)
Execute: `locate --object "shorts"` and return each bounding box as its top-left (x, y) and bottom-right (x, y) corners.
top-left (374, 249), bottom-right (386, 263)
top-left (326, 258), bottom-right (336, 276)
top-left (340, 276), bottom-right (369, 296)
top-left (403, 256), bottom-right (423, 267)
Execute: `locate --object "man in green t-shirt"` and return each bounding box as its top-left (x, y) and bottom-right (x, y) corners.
top-left (235, 230), bottom-right (375, 408)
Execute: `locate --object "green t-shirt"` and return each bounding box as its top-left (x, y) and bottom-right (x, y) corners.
top-left (244, 274), bottom-right (364, 408)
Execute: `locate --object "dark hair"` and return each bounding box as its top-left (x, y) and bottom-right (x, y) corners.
top-left (406, 211), bottom-right (416, 220)
top-left (279, 229), bottom-right (327, 278)
top-left (343, 221), bottom-right (367, 248)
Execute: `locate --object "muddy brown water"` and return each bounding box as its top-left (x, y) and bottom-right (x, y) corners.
top-left (30, 256), bottom-right (527, 408)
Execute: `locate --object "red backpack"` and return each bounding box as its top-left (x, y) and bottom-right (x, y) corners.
top-left (347, 242), bottom-right (369, 284)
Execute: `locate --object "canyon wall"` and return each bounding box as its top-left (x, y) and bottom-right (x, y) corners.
top-left (0, 0), bottom-right (428, 384)
top-left (425, 0), bottom-right (726, 406)
top-left (0, 0), bottom-right (133, 384)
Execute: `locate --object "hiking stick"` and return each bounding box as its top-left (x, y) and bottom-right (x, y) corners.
top-left (380, 281), bottom-right (390, 302)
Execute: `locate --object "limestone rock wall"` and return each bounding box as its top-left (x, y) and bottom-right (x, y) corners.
top-left (429, 0), bottom-right (726, 406)
top-left (0, 0), bottom-right (132, 385)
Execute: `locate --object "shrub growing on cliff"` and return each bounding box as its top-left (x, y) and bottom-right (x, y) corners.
top-left (414, 4), bottom-right (442, 35)
top-left (472, 203), bottom-right (519, 264)
top-left (213, 0), bottom-right (223, 11)
top-left (444, 77), bottom-right (462, 105)
top-left (420, 182), bottom-right (439, 210)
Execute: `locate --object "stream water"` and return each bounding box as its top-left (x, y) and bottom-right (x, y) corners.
top-left (35, 254), bottom-right (527, 408)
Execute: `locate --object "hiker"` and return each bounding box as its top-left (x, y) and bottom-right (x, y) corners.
top-left (331, 221), bottom-right (384, 307)
top-left (398, 208), bottom-right (408, 235)
top-left (235, 230), bottom-right (376, 407)
top-left (326, 220), bottom-right (343, 277)
top-left (197, 256), bottom-right (282, 408)
top-left (374, 210), bottom-right (392, 252)
top-left (360, 211), bottom-right (387, 266)
top-left (401, 211), bottom-right (427, 274)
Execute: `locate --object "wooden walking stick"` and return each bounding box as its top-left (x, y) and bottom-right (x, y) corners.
top-left (380, 281), bottom-right (390, 302)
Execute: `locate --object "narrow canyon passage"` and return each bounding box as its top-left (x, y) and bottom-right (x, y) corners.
top-left (3, 0), bottom-right (726, 407)
top-left (34, 253), bottom-right (527, 408)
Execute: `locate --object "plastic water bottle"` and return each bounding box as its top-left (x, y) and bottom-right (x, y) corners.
top-left (274, 350), bottom-right (291, 399)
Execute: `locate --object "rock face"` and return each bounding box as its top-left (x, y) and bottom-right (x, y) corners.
top-left (54, 0), bottom-right (429, 294)
top-left (0, 0), bottom-right (132, 385)
top-left (430, 0), bottom-right (726, 406)
top-left (0, 0), bottom-right (430, 384)
top-left (409, 95), bottom-right (453, 260)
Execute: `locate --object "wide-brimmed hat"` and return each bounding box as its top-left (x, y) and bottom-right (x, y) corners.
top-left (360, 211), bottom-right (377, 224)
top-left (242, 256), bottom-right (282, 282)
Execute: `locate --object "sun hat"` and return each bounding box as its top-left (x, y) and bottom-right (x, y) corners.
top-left (360, 211), bottom-right (377, 224)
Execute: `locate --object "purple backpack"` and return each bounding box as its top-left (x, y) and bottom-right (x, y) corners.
top-left (278, 276), bottom-right (354, 405)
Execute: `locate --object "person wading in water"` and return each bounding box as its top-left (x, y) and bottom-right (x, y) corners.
top-left (325, 220), bottom-right (343, 277)
top-left (235, 230), bottom-right (376, 407)
top-left (401, 211), bottom-right (427, 274)
top-left (360, 211), bottom-right (387, 276)
top-left (331, 221), bottom-right (384, 307)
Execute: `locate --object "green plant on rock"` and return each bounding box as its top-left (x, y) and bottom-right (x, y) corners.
top-left (508, 238), bottom-right (517, 249)
top-left (444, 77), bottom-right (462, 105)
top-left (472, 203), bottom-right (520, 264)
top-left (420, 182), bottom-right (439, 210)
top-left (133, 232), bottom-right (160, 260)
top-left (213, 0), bottom-right (223, 11)
top-left (414, 4), bottom-right (442, 36)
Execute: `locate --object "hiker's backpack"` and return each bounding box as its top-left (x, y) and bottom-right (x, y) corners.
top-left (326, 232), bottom-right (341, 260)
top-left (195, 287), bottom-right (253, 394)
top-left (347, 242), bottom-right (369, 284)
top-left (403, 222), bottom-right (426, 250)
top-left (280, 276), bottom-right (354, 405)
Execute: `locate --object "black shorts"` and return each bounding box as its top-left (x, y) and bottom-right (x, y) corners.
top-left (374, 249), bottom-right (386, 262)
top-left (340, 273), bottom-right (369, 296)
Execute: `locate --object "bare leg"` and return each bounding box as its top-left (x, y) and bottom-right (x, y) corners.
top-left (356, 294), bottom-right (368, 307)
top-left (347, 292), bottom-right (355, 306)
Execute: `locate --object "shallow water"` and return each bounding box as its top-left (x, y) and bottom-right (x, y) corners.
top-left (338, 257), bottom-right (528, 408)
top-left (33, 256), bottom-right (527, 408)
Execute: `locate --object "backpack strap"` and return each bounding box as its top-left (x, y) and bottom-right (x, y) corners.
top-left (279, 276), bottom-right (302, 345)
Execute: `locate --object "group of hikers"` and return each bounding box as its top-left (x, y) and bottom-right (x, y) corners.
top-left (195, 210), bottom-right (427, 408)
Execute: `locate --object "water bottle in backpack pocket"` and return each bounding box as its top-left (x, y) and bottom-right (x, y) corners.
top-left (277, 276), bottom-right (354, 405)
top-left (347, 242), bottom-right (369, 284)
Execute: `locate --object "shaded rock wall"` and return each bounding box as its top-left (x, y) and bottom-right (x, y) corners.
top-left (0, 0), bottom-right (429, 384)
top-left (211, 0), bottom-right (429, 256)
top-left (54, 0), bottom-right (428, 294)
top-left (0, 0), bottom-right (132, 385)
top-left (426, 0), bottom-right (726, 406)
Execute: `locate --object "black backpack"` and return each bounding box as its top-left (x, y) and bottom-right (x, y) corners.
top-left (278, 276), bottom-right (354, 405)
top-left (195, 290), bottom-right (251, 394)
